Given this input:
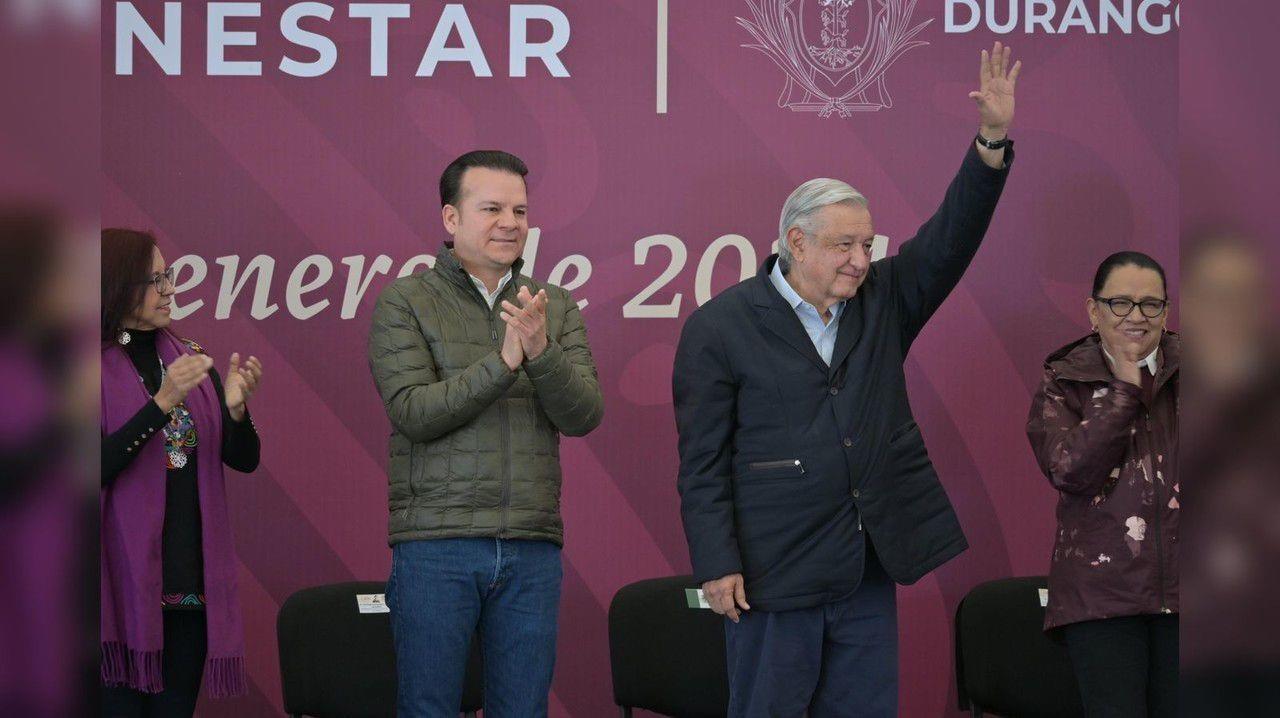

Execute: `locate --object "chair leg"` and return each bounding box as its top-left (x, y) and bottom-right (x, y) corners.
top-left (970, 706), bottom-right (983, 718)
top-left (620, 707), bottom-right (633, 718)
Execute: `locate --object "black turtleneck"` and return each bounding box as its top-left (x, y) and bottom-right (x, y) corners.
top-left (101, 328), bottom-right (260, 604)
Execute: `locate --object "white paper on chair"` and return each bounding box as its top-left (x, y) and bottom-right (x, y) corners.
top-left (356, 593), bottom-right (390, 614)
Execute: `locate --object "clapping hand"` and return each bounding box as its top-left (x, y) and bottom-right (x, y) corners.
top-left (1101, 343), bottom-right (1143, 387)
top-left (155, 354), bottom-right (213, 414)
top-left (223, 352), bottom-right (262, 422)
top-left (500, 287), bottom-right (549, 363)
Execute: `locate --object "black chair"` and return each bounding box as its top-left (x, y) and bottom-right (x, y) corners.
top-left (955, 576), bottom-right (1084, 718)
top-left (277, 581), bottom-right (482, 717)
top-left (608, 575), bottom-right (729, 718)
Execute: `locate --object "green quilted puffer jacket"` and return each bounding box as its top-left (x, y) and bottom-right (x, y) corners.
top-left (367, 247), bottom-right (604, 547)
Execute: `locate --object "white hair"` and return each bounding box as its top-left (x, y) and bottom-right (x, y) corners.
top-left (777, 178), bottom-right (867, 273)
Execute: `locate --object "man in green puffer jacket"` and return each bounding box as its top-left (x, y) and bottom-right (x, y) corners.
top-left (367, 150), bottom-right (603, 718)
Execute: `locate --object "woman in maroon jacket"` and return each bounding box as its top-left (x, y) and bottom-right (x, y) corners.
top-left (1027, 251), bottom-right (1179, 718)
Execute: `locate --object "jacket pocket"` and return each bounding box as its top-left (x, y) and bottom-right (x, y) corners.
top-left (744, 459), bottom-right (806, 480)
top-left (889, 420), bottom-right (919, 444)
top-left (867, 424), bottom-right (965, 582)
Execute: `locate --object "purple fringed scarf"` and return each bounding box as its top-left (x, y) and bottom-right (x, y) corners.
top-left (100, 329), bottom-right (247, 697)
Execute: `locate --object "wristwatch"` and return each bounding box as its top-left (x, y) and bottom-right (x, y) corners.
top-left (975, 132), bottom-right (1012, 150)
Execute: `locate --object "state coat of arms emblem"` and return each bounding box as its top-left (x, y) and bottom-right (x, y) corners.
top-left (737, 0), bottom-right (932, 117)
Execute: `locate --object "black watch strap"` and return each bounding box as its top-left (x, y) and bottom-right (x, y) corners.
top-left (975, 132), bottom-right (1012, 150)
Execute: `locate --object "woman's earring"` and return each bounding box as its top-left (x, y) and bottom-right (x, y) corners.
top-left (117, 330), bottom-right (132, 346)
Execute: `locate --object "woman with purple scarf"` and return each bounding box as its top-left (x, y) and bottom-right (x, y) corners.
top-left (100, 229), bottom-right (263, 716)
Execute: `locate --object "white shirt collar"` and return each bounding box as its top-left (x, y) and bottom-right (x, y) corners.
top-left (1100, 342), bottom-right (1160, 377)
top-left (469, 270), bottom-right (513, 309)
top-left (769, 260), bottom-right (844, 323)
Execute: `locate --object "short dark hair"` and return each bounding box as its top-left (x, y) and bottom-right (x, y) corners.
top-left (1091, 250), bottom-right (1167, 297)
top-left (439, 150), bottom-right (529, 208)
top-left (101, 228), bottom-right (159, 342)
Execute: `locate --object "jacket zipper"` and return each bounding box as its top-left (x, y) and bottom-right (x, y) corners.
top-left (1146, 409), bottom-right (1168, 613)
top-left (461, 269), bottom-right (519, 537)
top-left (490, 309), bottom-right (512, 538)
top-left (747, 459), bottom-right (804, 473)
top-left (498, 386), bottom-right (511, 536)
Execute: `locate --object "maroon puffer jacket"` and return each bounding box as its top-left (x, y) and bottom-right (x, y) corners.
top-left (1026, 332), bottom-right (1179, 632)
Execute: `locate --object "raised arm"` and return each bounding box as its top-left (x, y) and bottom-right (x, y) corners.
top-left (888, 42), bottom-right (1022, 347)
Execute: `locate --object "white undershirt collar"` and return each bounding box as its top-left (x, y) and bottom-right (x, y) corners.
top-left (1100, 341), bottom-right (1160, 377)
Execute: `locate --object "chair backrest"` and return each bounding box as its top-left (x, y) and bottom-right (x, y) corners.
top-left (955, 576), bottom-right (1084, 718)
top-left (608, 575), bottom-right (729, 718)
top-left (277, 581), bottom-right (482, 717)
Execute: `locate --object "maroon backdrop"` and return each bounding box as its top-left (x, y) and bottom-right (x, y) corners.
top-left (102, 1), bottom-right (1178, 715)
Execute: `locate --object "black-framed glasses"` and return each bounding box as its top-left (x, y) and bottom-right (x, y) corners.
top-left (140, 267), bottom-right (175, 293)
top-left (1093, 295), bottom-right (1168, 319)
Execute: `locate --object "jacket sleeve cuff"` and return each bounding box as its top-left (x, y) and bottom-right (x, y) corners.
top-left (963, 140), bottom-right (1016, 175)
top-left (692, 555), bottom-right (744, 585)
top-left (483, 350), bottom-right (520, 385)
top-left (1108, 379), bottom-right (1143, 399)
top-left (141, 400), bottom-right (168, 428)
top-left (224, 404), bottom-right (257, 436)
top-left (521, 339), bottom-right (565, 379)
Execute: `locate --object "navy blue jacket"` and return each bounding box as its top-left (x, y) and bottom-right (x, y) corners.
top-left (674, 144), bottom-right (1013, 611)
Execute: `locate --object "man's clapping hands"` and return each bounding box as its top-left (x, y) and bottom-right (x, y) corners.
top-left (499, 286), bottom-right (549, 371)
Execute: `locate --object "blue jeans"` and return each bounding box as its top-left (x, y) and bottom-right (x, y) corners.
top-left (386, 538), bottom-right (563, 718)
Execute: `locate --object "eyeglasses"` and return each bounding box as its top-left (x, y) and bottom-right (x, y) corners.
top-left (140, 267), bottom-right (176, 293)
top-left (1093, 295), bottom-right (1168, 319)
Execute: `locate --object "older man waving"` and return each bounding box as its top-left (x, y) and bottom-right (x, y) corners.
top-left (673, 43), bottom-right (1022, 717)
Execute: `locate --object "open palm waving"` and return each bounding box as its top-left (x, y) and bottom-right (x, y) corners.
top-left (969, 41), bottom-right (1021, 137)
